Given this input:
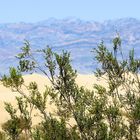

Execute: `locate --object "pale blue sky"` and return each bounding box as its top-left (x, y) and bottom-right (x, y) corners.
top-left (0, 0), bottom-right (140, 23)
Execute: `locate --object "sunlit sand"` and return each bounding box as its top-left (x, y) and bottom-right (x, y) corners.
top-left (0, 73), bottom-right (107, 128)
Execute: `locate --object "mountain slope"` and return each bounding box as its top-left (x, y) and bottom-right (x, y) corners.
top-left (0, 18), bottom-right (140, 74)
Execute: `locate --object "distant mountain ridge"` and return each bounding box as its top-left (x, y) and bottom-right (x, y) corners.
top-left (0, 17), bottom-right (140, 74)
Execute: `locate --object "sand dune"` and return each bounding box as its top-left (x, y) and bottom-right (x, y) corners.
top-left (0, 73), bottom-right (106, 128)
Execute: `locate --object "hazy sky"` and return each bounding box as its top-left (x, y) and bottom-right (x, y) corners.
top-left (0, 0), bottom-right (140, 23)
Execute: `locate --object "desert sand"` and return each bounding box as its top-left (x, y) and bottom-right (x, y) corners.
top-left (0, 73), bottom-right (107, 128)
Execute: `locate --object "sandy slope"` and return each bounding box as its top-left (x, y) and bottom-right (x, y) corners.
top-left (0, 73), bottom-right (106, 128)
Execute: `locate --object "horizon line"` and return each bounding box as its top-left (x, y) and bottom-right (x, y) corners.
top-left (0, 17), bottom-right (140, 24)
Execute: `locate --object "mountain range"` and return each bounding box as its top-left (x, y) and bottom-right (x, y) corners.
top-left (0, 17), bottom-right (140, 74)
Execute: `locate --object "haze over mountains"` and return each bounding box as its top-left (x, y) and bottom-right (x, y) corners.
top-left (0, 17), bottom-right (140, 74)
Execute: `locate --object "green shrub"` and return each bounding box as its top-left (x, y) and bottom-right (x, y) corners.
top-left (1, 37), bottom-right (140, 140)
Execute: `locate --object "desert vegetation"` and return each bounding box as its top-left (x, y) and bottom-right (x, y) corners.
top-left (0, 36), bottom-right (140, 140)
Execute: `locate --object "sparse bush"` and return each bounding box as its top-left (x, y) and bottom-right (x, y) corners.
top-left (1, 37), bottom-right (140, 140)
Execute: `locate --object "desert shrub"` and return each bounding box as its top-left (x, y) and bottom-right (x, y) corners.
top-left (1, 37), bottom-right (140, 140)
